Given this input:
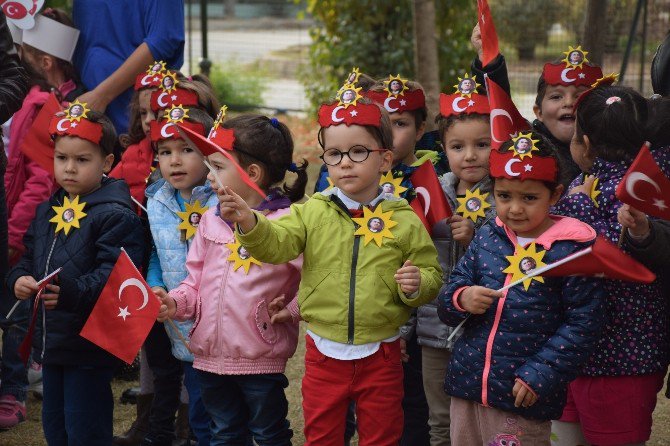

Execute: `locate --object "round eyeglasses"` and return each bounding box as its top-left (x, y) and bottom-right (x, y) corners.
top-left (320, 145), bottom-right (386, 166)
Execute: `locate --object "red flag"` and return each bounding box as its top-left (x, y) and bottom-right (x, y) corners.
top-left (409, 162), bottom-right (452, 234)
top-left (615, 144), bottom-right (670, 220)
top-left (19, 92), bottom-right (62, 175)
top-left (542, 237), bottom-right (656, 283)
top-left (477, 0), bottom-right (499, 67)
top-left (485, 75), bottom-right (530, 150)
top-left (80, 250), bottom-right (160, 364)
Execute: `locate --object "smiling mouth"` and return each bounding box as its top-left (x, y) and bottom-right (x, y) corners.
top-left (558, 114), bottom-right (575, 123)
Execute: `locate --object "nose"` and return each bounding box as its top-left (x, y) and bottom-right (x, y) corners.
top-left (463, 146), bottom-right (477, 161)
top-left (144, 111), bottom-right (155, 127)
top-left (64, 158), bottom-right (76, 172)
top-left (339, 152), bottom-right (354, 168)
top-left (508, 199), bottom-right (524, 215)
top-left (170, 152), bottom-right (182, 165)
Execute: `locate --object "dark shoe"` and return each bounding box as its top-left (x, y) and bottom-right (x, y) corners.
top-left (120, 386), bottom-right (141, 405)
top-left (114, 393), bottom-right (153, 446)
top-left (174, 403), bottom-right (190, 442)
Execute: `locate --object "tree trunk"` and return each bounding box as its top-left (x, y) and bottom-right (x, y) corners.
top-left (583, 0), bottom-right (608, 65)
top-left (224, 0), bottom-right (236, 18)
top-left (412, 0), bottom-right (440, 130)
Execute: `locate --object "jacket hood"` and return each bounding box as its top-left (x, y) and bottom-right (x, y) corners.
top-left (50, 176), bottom-right (133, 211)
top-left (316, 187), bottom-right (405, 207)
top-left (144, 177), bottom-right (213, 201)
top-left (495, 214), bottom-right (596, 250)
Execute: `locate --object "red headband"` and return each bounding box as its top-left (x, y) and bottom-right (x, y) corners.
top-left (150, 88), bottom-right (199, 113)
top-left (134, 61), bottom-right (167, 90)
top-left (318, 102), bottom-right (382, 128)
top-left (489, 149), bottom-right (558, 182)
top-left (364, 89), bottom-right (425, 114)
top-left (150, 118), bottom-right (205, 143)
top-left (543, 63), bottom-right (604, 87)
top-left (439, 92), bottom-right (490, 117)
top-left (48, 101), bottom-right (103, 144)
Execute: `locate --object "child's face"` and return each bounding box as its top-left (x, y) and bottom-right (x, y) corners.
top-left (207, 152), bottom-right (262, 205)
top-left (570, 130), bottom-right (594, 172)
top-left (157, 138), bottom-right (208, 199)
top-left (533, 84), bottom-right (588, 144)
top-left (322, 124), bottom-right (392, 203)
top-left (443, 118), bottom-right (491, 190)
top-left (54, 136), bottom-right (113, 198)
top-left (493, 178), bottom-right (563, 238)
top-left (390, 112), bottom-right (424, 166)
top-left (139, 89), bottom-right (156, 136)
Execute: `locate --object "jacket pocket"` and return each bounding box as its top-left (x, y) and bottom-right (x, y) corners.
top-left (299, 270), bottom-right (331, 308)
top-left (254, 300), bottom-right (278, 345)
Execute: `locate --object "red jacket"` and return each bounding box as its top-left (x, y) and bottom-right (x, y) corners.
top-left (109, 137), bottom-right (153, 214)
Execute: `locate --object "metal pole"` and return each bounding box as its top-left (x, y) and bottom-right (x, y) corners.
top-left (619, 0), bottom-right (645, 83)
top-left (187, 0), bottom-right (193, 74)
top-left (639, 0), bottom-right (648, 92)
top-left (199, 0), bottom-right (212, 76)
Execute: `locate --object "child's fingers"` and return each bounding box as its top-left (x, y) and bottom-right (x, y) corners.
top-left (41, 293), bottom-right (58, 310)
top-left (45, 284), bottom-right (60, 294)
top-left (522, 390), bottom-right (536, 407)
top-left (514, 385), bottom-right (527, 407)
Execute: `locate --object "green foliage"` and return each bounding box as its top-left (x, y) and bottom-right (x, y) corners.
top-left (208, 62), bottom-right (267, 110)
top-left (300, 0), bottom-right (476, 112)
top-left (44, 0), bottom-right (71, 13)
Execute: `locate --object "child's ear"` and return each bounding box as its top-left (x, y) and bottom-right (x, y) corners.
top-left (247, 163), bottom-right (264, 185)
top-left (379, 149), bottom-right (393, 172)
top-left (102, 153), bottom-right (114, 174)
top-left (533, 103), bottom-right (542, 120)
top-left (550, 184), bottom-right (564, 204)
top-left (414, 121), bottom-right (427, 142)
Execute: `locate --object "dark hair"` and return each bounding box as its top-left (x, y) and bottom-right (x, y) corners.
top-left (222, 115), bottom-right (308, 203)
top-left (434, 112), bottom-right (490, 144)
top-left (88, 111), bottom-right (118, 156)
top-left (355, 73), bottom-right (378, 92)
top-left (574, 85), bottom-right (648, 163)
top-left (369, 79), bottom-right (428, 129)
top-left (645, 95), bottom-right (670, 148)
top-left (495, 131), bottom-right (564, 192)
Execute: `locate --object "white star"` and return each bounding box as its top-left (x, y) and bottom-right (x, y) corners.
top-left (399, 99), bottom-right (407, 106)
top-left (350, 110), bottom-right (358, 117)
top-left (468, 100), bottom-right (475, 107)
top-left (70, 122), bottom-right (77, 128)
top-left (118, 306), bottom-right (131, 321)
top-left (578, 73), bottom-right (586, 79)
top-left (653, 198), bottom-right (668, 211)
top-left (210, 131), bottom-right (217, 139)
top-left (153, 76), bottom-right (160, 82)
top-left (524, 164), bottom-right (532, 172)
top-left (171, 95), bottom-right (178, 100)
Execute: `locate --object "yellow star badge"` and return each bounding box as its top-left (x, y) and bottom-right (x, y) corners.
top-left (562, 45), bottom-right (589, 69)
top-left (588, 176), bottom-right (601, 208)
top-left (511, 132), bottom-right (540, 159)
top-left (379, 172), bottom-right (407, 198)
top-left (336, 83), bottom-right (363, 108)
top-left (456, 188), bottom-right (491, 222)
top-left (176, 200), bottom-right (209, 240)
top-left (213, 105), bottom-right (228, 130)
top-left (352, 206), bottom-right (398, 247)
top-left (65, 100), bottom-right (90, 122)
top-left (324, 176), bottom-right (335, 191)
top-left (166, 105), bottom-right (189, 124)
top-left (502, 243), bottom-right (547, 291)
top-left (147, 60), bottom-right (167, 75)
top-left (345, 67), bottom-right (361, 85)
top-left (384, 74), bottom-right (409, 97)
top-left (591, 73), bottom-right (619, 88)
top-left (453, 73), bottom-right (480, 98)
top-left (160, 70), bottom-right (179, 93)
top-left (50, 195), bottom-right (87, 235)
top-left (226, 238), bottom-right (262, 273)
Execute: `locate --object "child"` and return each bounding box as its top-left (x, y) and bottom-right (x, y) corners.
top-left (219, 92), bottom-right (443, 446)
top-left (144, 107), bottom-right (216, 446)
top-left (438, 133), bottom-right (606, 445)
top-left (158, 114), bottom-right (307, 445)
top-left (8, 106), bottom-right (145, 444)
top-left (1, 8), bottom-right (85, 429)
top-left (552, 85), bottom-right (669, 446)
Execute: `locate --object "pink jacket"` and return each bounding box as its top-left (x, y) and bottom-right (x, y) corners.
top-left (170, 207), bottom-right (302, 375)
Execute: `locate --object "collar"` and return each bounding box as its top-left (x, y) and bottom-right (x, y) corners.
top-left (335, 187), bottom-right (386, 209)
top-left (495, 215), bottom-right (595, 250)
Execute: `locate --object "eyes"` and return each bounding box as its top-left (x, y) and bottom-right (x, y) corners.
top-left (495, 192), bottom-right (538, 201)
top-left (447, 141), bottom-right (490, 151)
top-left (393, 120), bottom-right (410, 128)
top-left (158, 147), bottom-right (194, 157)
top-left (55, 155), bottom-right (90, 163)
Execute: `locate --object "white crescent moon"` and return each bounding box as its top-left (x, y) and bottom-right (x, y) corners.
top-left (452, 96), bottom-right (467, 113)
top-left (157, 92), bottom-right (169, 108)
top-left (161, 123), bottom-right (175, 139)
top-left (119, 278), bottom-right (149, 311)
top-left (384, 97), bottom-right (399, 113)
top-left (490, 109), bottom-right (513, 143)
top-left (56, 118), bottom-right (70, 132)
top-left (561, 68), bottom-right (576, 83)
top-left (415, 187), bottom-right (431, 216)
top-left (331, 106), bottom-right (344, 123)
top-left (504, 158), bottom-right (521, 177)
top-left (625, 172), bottom-right (661, 201)
top-left (141, 74), bottom-right (153, 86)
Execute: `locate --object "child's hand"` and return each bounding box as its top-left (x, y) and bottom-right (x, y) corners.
top-left (395, 260), bottom-right (421, 295)
top-left (270, 308), bottom-right (292, 325)
top-left (448, 215), bottom-right (475, 246)
top-left (458, 286), bottom-right (501, 314)
top-left (268, 295), bottom-right (286, 316)
top-left (512, 380), bottom-right (538, 408)
top-left (217, 186), bottom-right (256, 232)
top-left (14, 276), bottom-right (38, 300)
top-left (41, 283), bottom-right (60, 310)
top-left (471, 23), bottom-right (483, 61)
top-left (617, 204), bottom-right (650, 238)
top-left (568, 175), bottom-right (595, 197)
top-left (399, 338), bottom-right (409, 362)
top-left (157, 295), bottom-right (176, 322)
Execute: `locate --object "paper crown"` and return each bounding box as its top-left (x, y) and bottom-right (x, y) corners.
top-left (364, 74), bottom-right (426, 113)
top-left (439, 73), bottom-right (489, 117)
top-left (489, 145), bottom-right (558, 182)
top-left (134, 61), bottom-right (167, 90)
top-left (22, 14), bottom-right (80, 62)
top-left (543, 45), bottom-right (603, 87)
top-left (150, 87), bottom-right (199, 113)
top-left (48, 100), bottom-right (103, 144)
top-left (318, 101), bottom-right (382, 128)
top-left (150, 107), bottom-right (205, 143)
top-left (177, 123), bottom-right (235, 157)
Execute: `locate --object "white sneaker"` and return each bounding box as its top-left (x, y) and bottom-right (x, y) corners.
top-left (28, 362), bottom-right (42, 399)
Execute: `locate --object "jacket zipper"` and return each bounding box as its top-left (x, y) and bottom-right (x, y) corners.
top-left (348, 235), bottom-right (361, 344)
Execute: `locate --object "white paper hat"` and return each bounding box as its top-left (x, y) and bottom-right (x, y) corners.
top-left (7, 21), bottom-right (23, 45)
top-left (22, 14), bottom-right (79, 62)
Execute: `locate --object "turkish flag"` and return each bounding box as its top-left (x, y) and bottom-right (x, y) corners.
top-left (409, 162), bottom-right (452, 234)
top-left (80, 250), bottom-right (160, 364)
top-left (485, 75), bottom-right (530, 150)
top-left (542, 236), bottom-right (656, 283)
top-left (477, 0), bottom-right (499, 67)
top-left (615, 144), bottom-right (670, 220)
top-left (19, 92), bottom-right (62, 175)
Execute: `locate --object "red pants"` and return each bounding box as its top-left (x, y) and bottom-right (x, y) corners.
top-left (301, 335), bottom-right (404, 446)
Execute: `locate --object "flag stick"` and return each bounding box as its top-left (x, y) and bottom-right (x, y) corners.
top-left (617, 225), bottom-right (626, 248)
top-left (131, 196), bottom-right (148, 214)
top-left (165, 318), bottom-right (192, 353)
top-left (5, 267), bottom-right (63, 319)
top-left (446, 246), bottom-right (594, 342)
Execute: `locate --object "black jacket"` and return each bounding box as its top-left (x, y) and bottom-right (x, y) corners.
top-left (7, 178), bottom-right (145, 367)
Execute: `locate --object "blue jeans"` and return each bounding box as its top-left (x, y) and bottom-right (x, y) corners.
top-left (196, 370), bottom-right (292, 446)
top-left (182, 361), bottom-right (212, 446)
top-left (0, 298), bottom-right (29, 401)
top-left (42, 364), bottom-right (115, 446)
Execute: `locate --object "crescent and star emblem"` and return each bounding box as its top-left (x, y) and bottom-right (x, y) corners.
top-left (56, 118), bottom-right (70, 132)
top-left (490, 109), bottom-right (513, 143)
top-left (117, 278), bottom-right (150, 321)
top-left (414, 187), bottom-right (431, 216)
top-left (561, 68), bottom-right (576, 83)
top-left (157, 92), bottom-right (169, 108)
top-left (331, 106), bottom-right (345, 123)
top-left (161, 123), bottom-right (176, 139)
top-left (504, 158), bottom-right (521, 177)
top-left (452, 96), bottom-right (468, 113)
top-left (384, 97), bottom-right (399, 113)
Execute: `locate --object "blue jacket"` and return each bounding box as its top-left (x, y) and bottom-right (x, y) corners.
top-left (145, 178), bottom-right (217, 361)
top-left (438, 216), bottom-right (605, 420)
top-left (7, 178), bottom-right (145, 367)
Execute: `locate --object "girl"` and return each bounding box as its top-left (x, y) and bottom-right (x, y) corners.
top-left (438, 133), bottom-right (606, 445)
top-left (552, 85), bottom-right (670, 446)
top-left (158, 114), bottom-right (307, 445)
top-left (219, 95), bottom-right (442, 446)
top-left (1, 7), bottom-right (85, 430)
top-left (144, 107), bottom-right (216, 446)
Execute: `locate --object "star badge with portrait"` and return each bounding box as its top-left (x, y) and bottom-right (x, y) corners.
top-left (456, 188), bottom-right (491, 222)
top-left (379, 172), bottom-right (408, 198)
top-left (352, 206), bottom-right (398, 247)
top-left (176, 200), bottom-right (208, 240)
top-left (383, 74), bottom-right (409, 97)
top-left (50, 195), bottom-right (87, 235)
top-left (225, 238), bottom-right (262, 274)
top-left (453, 73), bottom-right (481, 98)
top-left (502, 243), bottom-right (547, 291)
top-left (588, 176), bottom-right (601, 208)
top-left (336, 83), bottom-right (363, 108)
top-left (511, 132), bottom-right (540, 159)
top-left (562, 45), bottom-right (589, 69)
